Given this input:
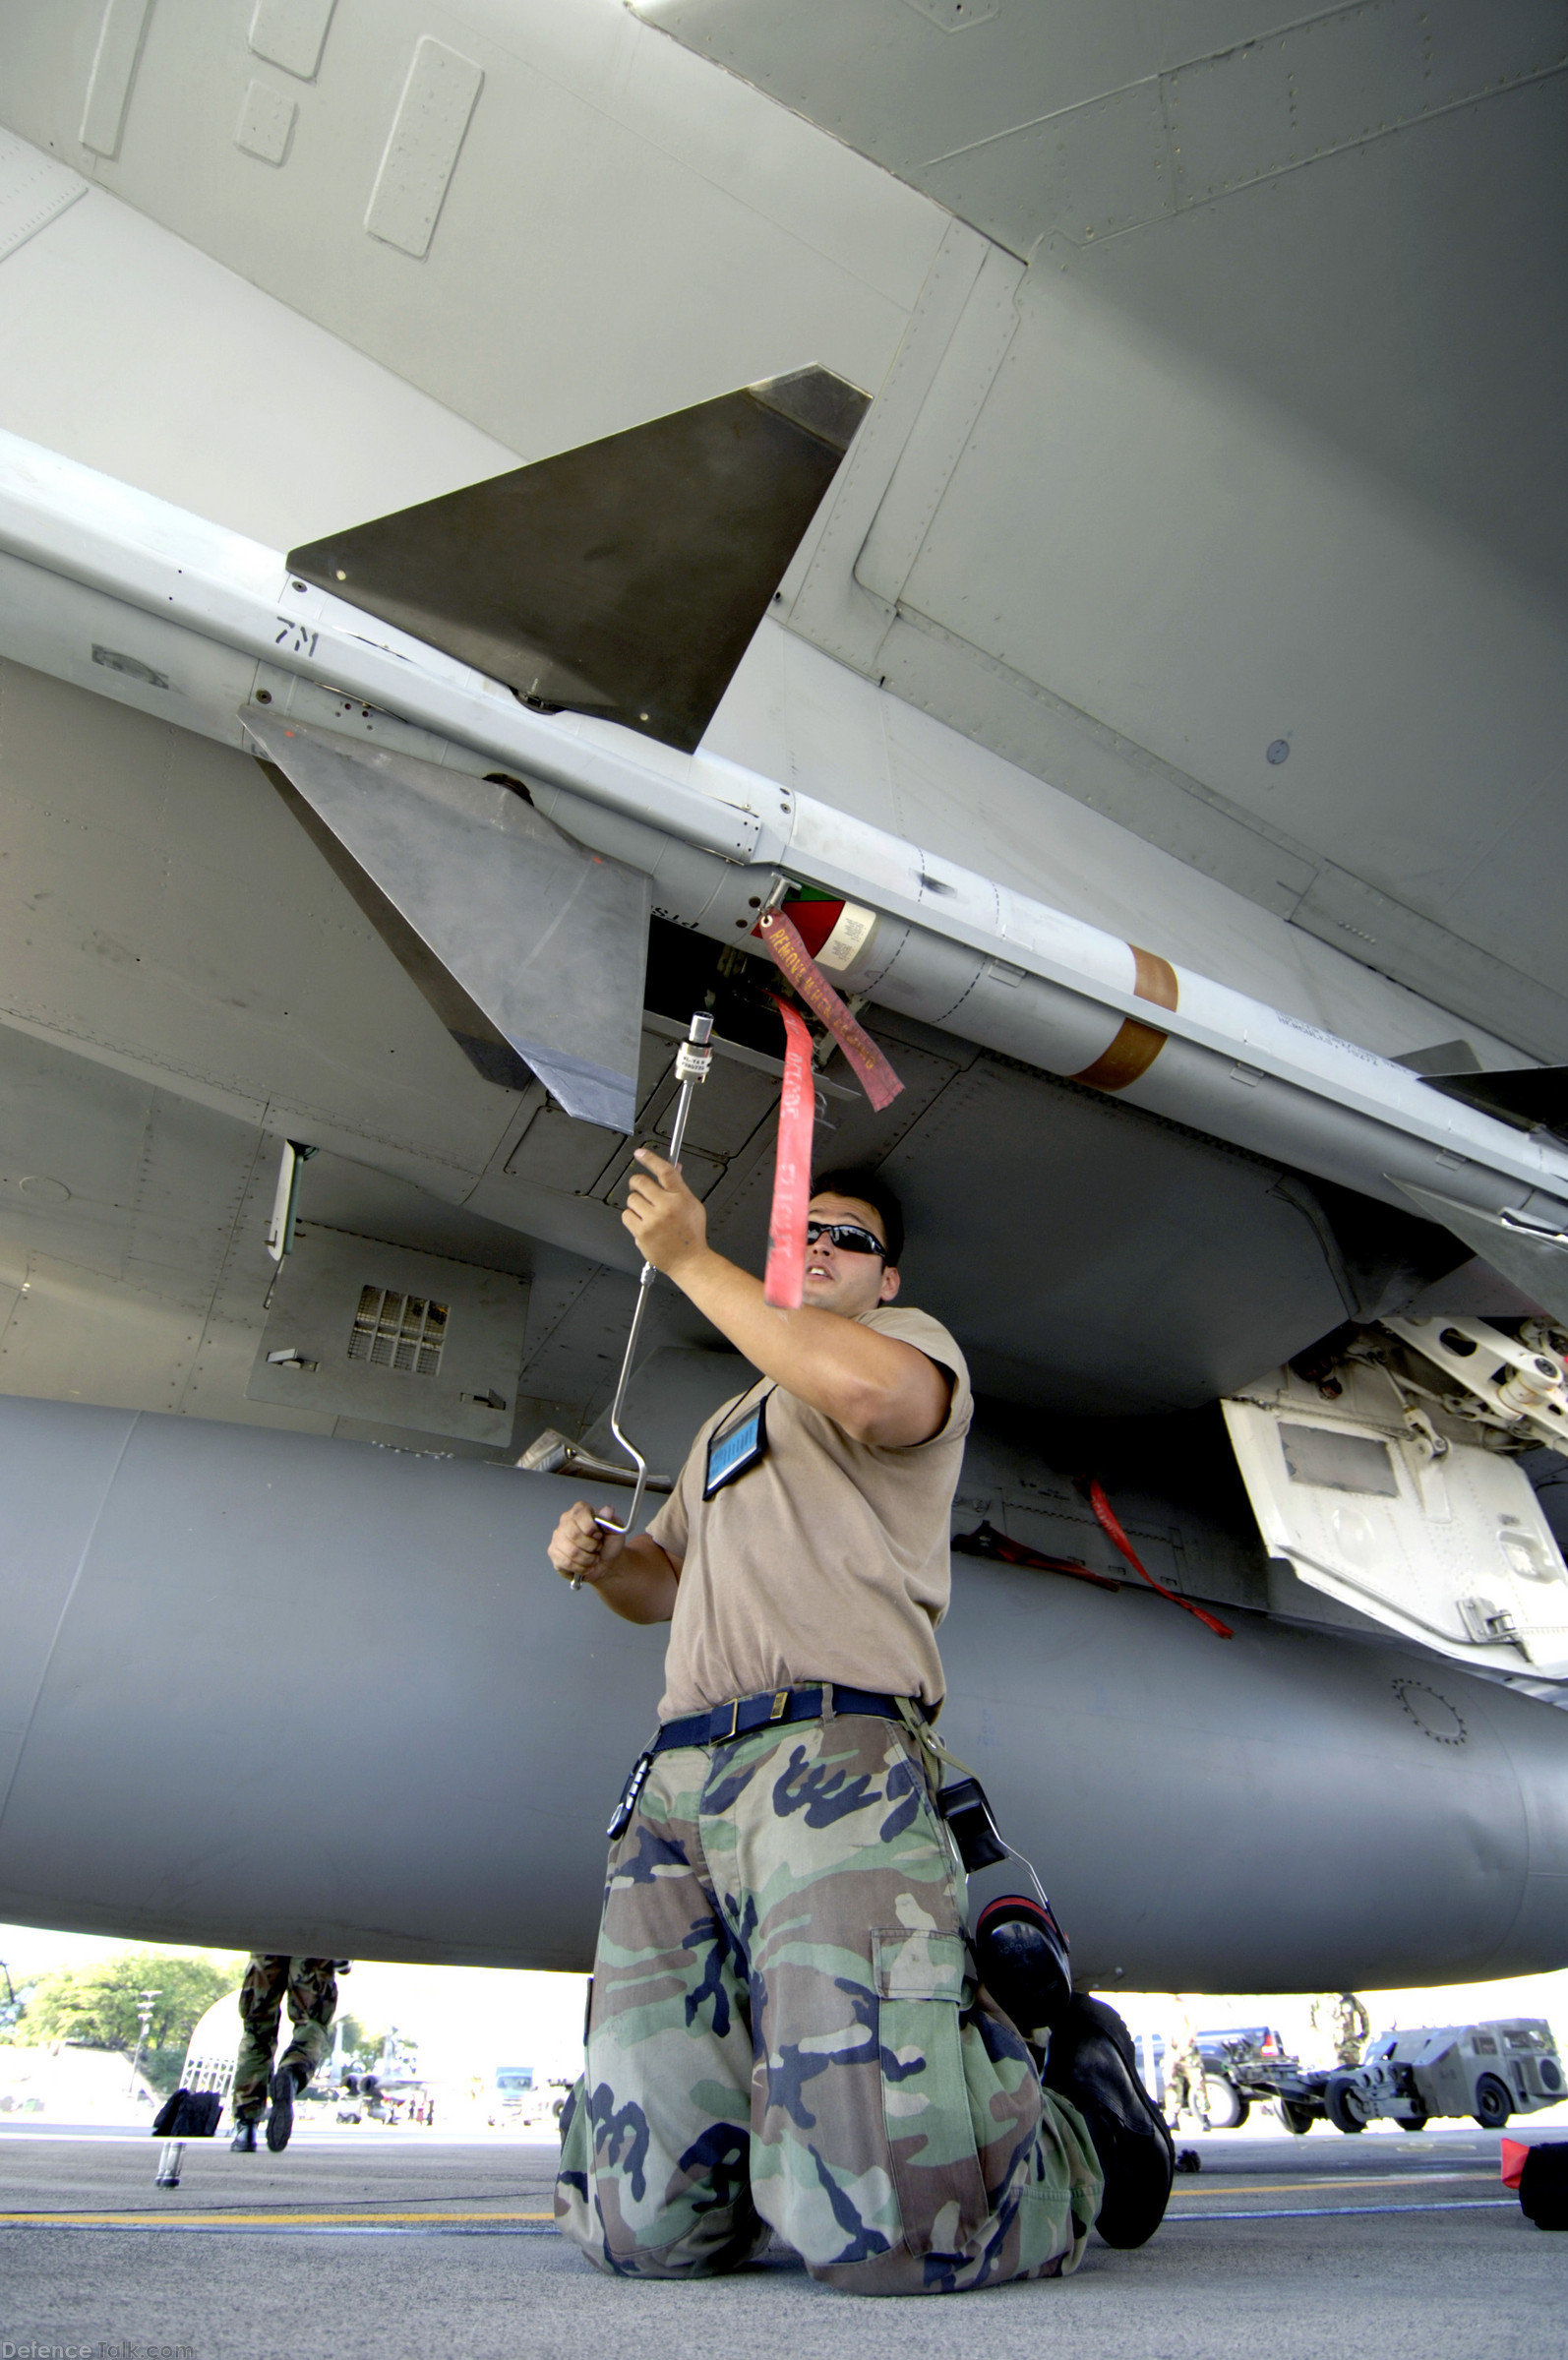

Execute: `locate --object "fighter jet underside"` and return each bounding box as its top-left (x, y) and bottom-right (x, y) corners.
top-left (0, 2), bottom-right (1566, 1987)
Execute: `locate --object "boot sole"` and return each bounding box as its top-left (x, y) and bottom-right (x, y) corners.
top-left (265, 2068), bottom-right (294, 2152)
top-left (1076, 2000), bottom-right (1176, 2155)
top-left (1050, 1998), bottom-right (1175, 2249)
top-left (1094, 2114), bottom-right (1176, 2249)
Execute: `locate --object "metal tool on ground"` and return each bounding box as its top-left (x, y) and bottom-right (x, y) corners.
top-left (151, 2087), bottom-right (223, 2188)
top-left (578, 1011), bottom-right (714, 1577)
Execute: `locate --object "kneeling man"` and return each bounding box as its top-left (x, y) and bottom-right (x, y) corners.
top-left (549, 1155), bottom-right (1170, 2293)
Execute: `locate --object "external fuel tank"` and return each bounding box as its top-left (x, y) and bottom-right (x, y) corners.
top-left (0, 1396), bottom-right (1563, 1992)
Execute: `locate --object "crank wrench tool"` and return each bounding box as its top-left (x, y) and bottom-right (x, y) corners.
top-left (574, 1010), bottom-right (714, 1584)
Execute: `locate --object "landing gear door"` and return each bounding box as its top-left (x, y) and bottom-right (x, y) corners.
top-left (1222, 1375), bottom-right (1568, 1682)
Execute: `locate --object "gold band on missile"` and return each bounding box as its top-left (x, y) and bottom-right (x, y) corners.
top-left (1072, 946), bottom-right (1178, 1093)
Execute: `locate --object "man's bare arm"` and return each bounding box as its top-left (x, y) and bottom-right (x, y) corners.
top-left (623, 1151), bottom-right (950, 1447)
top-left (547, 1500), bottom-right (680, 1623)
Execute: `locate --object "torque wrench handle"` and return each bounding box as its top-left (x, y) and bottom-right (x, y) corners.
top-left (576, 1011), bottom-right (714, 1583)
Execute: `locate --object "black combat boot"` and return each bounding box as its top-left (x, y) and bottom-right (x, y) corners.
top-left (1043, 1995), bottom-right (1175, 2249)
top-left (229, 2117), bottom-right (259, 2152)
top-left (973, 1894), bottom-right (1073, 2040)
top-left (265, 2064), bottom-right (297, 2152)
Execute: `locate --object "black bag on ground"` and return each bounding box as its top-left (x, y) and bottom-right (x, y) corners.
top-left (1519, 2142), bottom-right (1568, 2230)
top-left (151, 2088), bottom-right (223, 2139)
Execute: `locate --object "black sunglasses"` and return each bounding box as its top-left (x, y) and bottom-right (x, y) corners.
top-left (806, 1219), bottom-right (887, 1261)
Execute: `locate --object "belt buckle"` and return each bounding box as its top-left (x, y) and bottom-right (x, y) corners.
top-left (718, 1697), bottom-right (742, 1743)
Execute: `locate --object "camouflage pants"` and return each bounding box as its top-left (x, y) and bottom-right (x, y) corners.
top-left (1165, 2056), bottom-right (1209, 2124)
top-left (557, 1714), bottom-right (1102, 2295)
top-left (232, 1955), bottom-right (337, 2123)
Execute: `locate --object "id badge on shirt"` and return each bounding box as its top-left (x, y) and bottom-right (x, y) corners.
top-left (703, 1391), bottom-right (769, 1500)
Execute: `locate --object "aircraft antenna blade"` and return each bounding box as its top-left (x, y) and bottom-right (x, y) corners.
top-left (247, 711), bottom-right (649, 1131)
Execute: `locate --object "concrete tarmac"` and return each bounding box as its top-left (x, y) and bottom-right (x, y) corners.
top-left (2, 2118), bottom-right (1560, 2360)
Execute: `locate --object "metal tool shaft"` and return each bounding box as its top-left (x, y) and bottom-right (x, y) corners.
top-left (576, 1012), bottom-right (713, 1582)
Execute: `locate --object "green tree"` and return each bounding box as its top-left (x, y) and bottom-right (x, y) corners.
top-left (17, 1950), bottom-right (242, 2093)
top-left (335, 2014), bottom-right (390, 2074)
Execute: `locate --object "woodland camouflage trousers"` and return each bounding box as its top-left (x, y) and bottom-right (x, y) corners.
top-left (556, 1713), bottom-right (1102, 2295)
top-left (232, 1956), bottom-right (338, 2123)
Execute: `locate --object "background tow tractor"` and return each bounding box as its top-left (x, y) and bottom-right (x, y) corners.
top-left (1310, 2019), bottom-right (1565, 2135)
top-left (1246, 2018), bottom-right (1564, 2133)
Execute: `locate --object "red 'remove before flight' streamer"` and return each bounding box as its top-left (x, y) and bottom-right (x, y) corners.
top-left (763, 995), bottom-right (816, 1309)
top-left (756, 909), bottom-right (903, 1113)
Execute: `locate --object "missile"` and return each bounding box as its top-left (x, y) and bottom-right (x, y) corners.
top-left (3, 426), bottom-right (1568, 1320)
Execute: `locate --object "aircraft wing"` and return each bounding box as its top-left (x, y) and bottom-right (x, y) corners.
top-left (631, 0), bottom-right (1568, 1064)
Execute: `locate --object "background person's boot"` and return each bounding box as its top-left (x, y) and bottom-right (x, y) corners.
top-left (265, 2065), bottom-right (296, 2152)
top-left (1044, 1995), bottom-right (1175, 2249)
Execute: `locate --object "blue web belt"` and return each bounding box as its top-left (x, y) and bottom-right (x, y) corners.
top-left (651, 1683), bottom-right (933, 1751)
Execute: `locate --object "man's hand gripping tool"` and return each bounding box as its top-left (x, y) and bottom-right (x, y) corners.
top-left (574, 1010), bottom-right (714, 1588)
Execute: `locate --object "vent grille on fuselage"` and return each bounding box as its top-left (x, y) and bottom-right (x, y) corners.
top-left (347, 1287), bottom-right (449, 1375)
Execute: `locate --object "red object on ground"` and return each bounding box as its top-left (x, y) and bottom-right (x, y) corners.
top-left (1502, 2139), bottom-right (1530, 2189)
top-left (755, 908), bottom-right (903, 1112)
top-left (763, 995), bottom-right (815, 1309)
top-left (1088, 1478), bottom-right (1234, 1640)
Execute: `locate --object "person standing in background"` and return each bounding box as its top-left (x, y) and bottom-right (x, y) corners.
top-left (230, 1954), bottom-right (343, 2152)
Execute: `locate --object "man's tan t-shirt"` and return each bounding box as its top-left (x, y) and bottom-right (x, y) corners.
top-left (646, 1304), bottom-right (972, 1719)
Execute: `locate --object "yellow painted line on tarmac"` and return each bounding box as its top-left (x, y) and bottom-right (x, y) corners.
top-left (1173, 2172), bottom-right (1495, 2197)
top-left (0, 2210), bottom-right (556, 2226)
top-left (4, 2170), bottom-right (1501, 2214)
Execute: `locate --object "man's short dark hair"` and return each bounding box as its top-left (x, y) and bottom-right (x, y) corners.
top-left (810, 1168), bottom-right (905, 1268)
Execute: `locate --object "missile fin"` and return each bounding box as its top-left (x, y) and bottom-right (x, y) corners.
top-left (284, 368), bottom-right (869, 754)
top-left (247, 710), bottom-right (648, 1131)
top-left (1392, 1180), bottom-right (1568, 1327)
